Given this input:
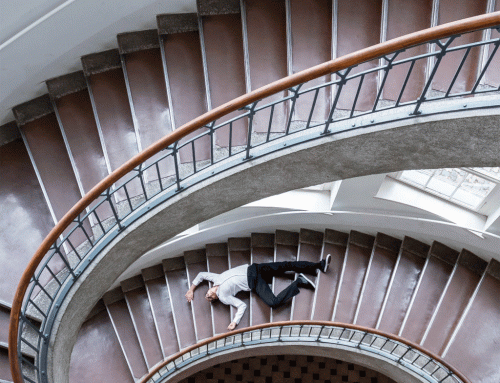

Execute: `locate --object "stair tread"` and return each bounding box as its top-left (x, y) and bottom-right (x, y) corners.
top-left (144, 276), bottom-right (180, 357)
top-left (124, 287), bottom-right (164, 368)
top-left (106, 300), bottom-right (148, 379)
top-left (271, 243), bottom-right (298, 322)
top-left (186, 259), bottom-right (214, 341)
top-left (207, 247), bottom-right (231, 334)
top-left (228, 246), bottom-right (251, 328)
top-left (69, 310), bottom-right (133, 383)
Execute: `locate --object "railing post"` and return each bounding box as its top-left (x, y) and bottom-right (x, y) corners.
top-left (242, 101), bottom-right (258, 161)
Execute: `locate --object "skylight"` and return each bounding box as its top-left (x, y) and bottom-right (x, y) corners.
top-left (395, 168), bottom-right (500, 210)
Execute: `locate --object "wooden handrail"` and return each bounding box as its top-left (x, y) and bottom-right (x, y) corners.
top-left (9, 11), bottom-right (500, 382)
top-left (138, 320), bottom-right (471, 383)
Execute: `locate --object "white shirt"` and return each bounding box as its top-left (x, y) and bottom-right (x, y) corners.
top-left (192, 264), bottom-right (250, 324)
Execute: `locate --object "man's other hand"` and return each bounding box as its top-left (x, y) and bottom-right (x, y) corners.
top-left (185, 290), bottom-right (194, 302)
top-left (227, 322), bottom-right (237, 331)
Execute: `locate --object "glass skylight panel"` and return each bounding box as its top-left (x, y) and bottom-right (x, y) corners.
top-left (400, 169), bottom-right (433, 187)
top-left (394, 167), bottom-right (499, 211)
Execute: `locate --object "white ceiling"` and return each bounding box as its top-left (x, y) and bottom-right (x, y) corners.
top-left (0, 0), bottom-right (197, 126)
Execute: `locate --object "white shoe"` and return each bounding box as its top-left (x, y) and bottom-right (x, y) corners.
top-left (322, 254), bottom-right (331, 273)
top-left (297, 273), bottom-right (316, 289)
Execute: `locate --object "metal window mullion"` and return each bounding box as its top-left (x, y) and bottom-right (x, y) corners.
top-left (159, 35), bottom-right (177, 132)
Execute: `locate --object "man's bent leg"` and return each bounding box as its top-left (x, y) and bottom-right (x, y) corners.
top-left (256, 261), bottom-right (321, 278)
top-left (254, 275), bottom-right (300, 309)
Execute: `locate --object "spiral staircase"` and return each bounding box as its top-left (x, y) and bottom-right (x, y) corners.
top-left (1, 0), bottom-right (500, 382)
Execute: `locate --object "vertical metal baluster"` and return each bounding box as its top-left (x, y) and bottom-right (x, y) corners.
top-left (350, 74), bottom-right (365, 117)
top-left (66, 238), bottom-right (82, 261)
top-left (123, 184), bottom-right (133, 212)
top-left (412, 37), bottom-right (456, 115)
top-left (209, 123), bottom-right (215, 165)
top-left (78, 216), bottom-right (93, 245)
top-left (191, 141), bottom-right (197, 173)
top-left (266, 104), bottom-right (275, 142)
top-left (172, 143), bottom-right (182, 192)
top-left (285, 84), bottom-right (303, 135)
top-left (137, 165), bottom-right (148, 201)
top-left (323, 68), bottom-right (351, 134)
top-left (92, 209), bottom-right (106, 236)
top-left (372, 53), bottom-right (398, 112)
top-left (56, 248), bottom-right (76, 278)
top-left (155, 161), bottom-right (163, 191)
top-left (244, 102), bottom-right (257, 160)
top-left (445, 47), bottom-right (471, 97)
top-left (471, 41), bottom-right (500, 93)
top-left (44, 266), bottom-right (62, 286)
top-left (306, 88), bottom-right (320, 128)
top-left (106, 189), bottom-right (123, 231)
top-left (396, 60), bottom-right (416, 106)
top-left (229, 122), bottom-right (233, 157)
top-left (32, 279), bottom-right (55, 302)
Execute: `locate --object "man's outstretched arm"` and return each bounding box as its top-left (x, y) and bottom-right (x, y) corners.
top-left (185, 271), bottom-right (218, 302)
top-left (223, 295), bottom-right (247, 331)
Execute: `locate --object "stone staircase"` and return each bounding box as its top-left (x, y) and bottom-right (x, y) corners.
top-left (67, 229), bottom-right (500, 383)
top-left (1, 0), bottom-right (500, 381)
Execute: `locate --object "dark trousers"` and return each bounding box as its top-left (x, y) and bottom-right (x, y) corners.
top-left (247, 261), bottom-right (320, 309)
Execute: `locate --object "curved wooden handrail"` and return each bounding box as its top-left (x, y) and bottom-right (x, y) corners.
top-left (9, 12), bottom-right (500, 382)
top-left (138, 320), bottom-right (471, 383)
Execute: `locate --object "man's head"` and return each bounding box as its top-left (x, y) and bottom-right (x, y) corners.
top-left (205, 286), bottom-right (219, 302)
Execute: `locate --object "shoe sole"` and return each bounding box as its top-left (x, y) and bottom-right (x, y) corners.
top-left (298, 273), bottom-right (316, 289)
top-left (323, 254), bottom-right (331, 273)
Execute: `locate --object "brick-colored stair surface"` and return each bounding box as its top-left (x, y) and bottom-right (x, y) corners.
top-left (179, 354), bottom-right (397, 383)
top-left (1, 0), bottom-right (500, 382)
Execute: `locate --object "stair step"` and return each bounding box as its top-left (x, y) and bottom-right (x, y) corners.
top-left (444, 260), bottom-right (500, 382)
top-left (384, 0), bottom-right (433, 103)
top-left (118, 30), bottom-right (174, 159)
top-left (291, 229), bottom-right (323, 321)
top-left (122, 284), bottom-right (164, 368)
top-left (228, 237), bottom-right (251, 328)
top-left (0, 346), bottom-right (13, 382)
top-left (69, 309), bottom-right (133, 383)
top-left (336, 0), bottom-right (381, 111)
top-left (206, 243), bottom-right (231, 334)
top-left (422, 249), bottom-right (487, 354)
top-left (250, 233), bottom-right (274, 325)
top-left (200, 9), bottom-right (248, 147)
top-left (163, 257), bottom-right (197, 349)
top-left (289, 0), bottom-right (332, 121)
top-left (334, 231), bottom-right (375, 323)
top-left (400, 242), bottom-right (458, 342)
top-left (433, 0), bottom-right (489, 94)
top-left (47, 71), bottom-right (110, 199)
top-left (272, 230), bottom-right (299, 322)
top-left (0, 140), bottom-right (53, 303)
top-left (142, 265), bottom-right (180, 357)
top-left (312, 229), bottom-right (348, 321)
top-left (185, 249), bottom-right (213, 341)
top-left (81, 50), bottom-right (142, 198)
top-left (377, 236), bottom-right (429, 333)
top-left (104, 293), bottom-right (148, 380)
top-left (158, 14), bottom-right (211, 162)
top-left (244, 0), bottom-right (288, 133)
top-left (354, 234), bottom-right (400, 328)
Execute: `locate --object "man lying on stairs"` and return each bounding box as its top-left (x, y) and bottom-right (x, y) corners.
top-left (185, 254), bottom-right (331, 331)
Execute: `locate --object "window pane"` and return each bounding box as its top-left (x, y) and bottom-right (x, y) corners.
top-left (452, 173), bottom-right (496, 208)
top-left (472, 167), bottom-right (500, 181)
top-left (400, 169), bottom-right (433, 187)
top-left (426, 168), bottom-right (466, 197)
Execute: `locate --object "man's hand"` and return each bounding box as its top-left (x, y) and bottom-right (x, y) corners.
top-left (227, 322), bottom-right (237, 331)
top-left (185, 290), bottom-right (194, 302)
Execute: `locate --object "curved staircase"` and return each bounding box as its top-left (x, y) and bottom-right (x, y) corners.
top-left (1, 0), bottom-right (500, 382)
top-left (68, 228), bottom-right (500, 383)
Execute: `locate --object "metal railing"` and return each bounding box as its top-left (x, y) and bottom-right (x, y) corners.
top-left (9, 12), bottom-right (500, 383)
top-left (139, 321), bottom-right (470, 383)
